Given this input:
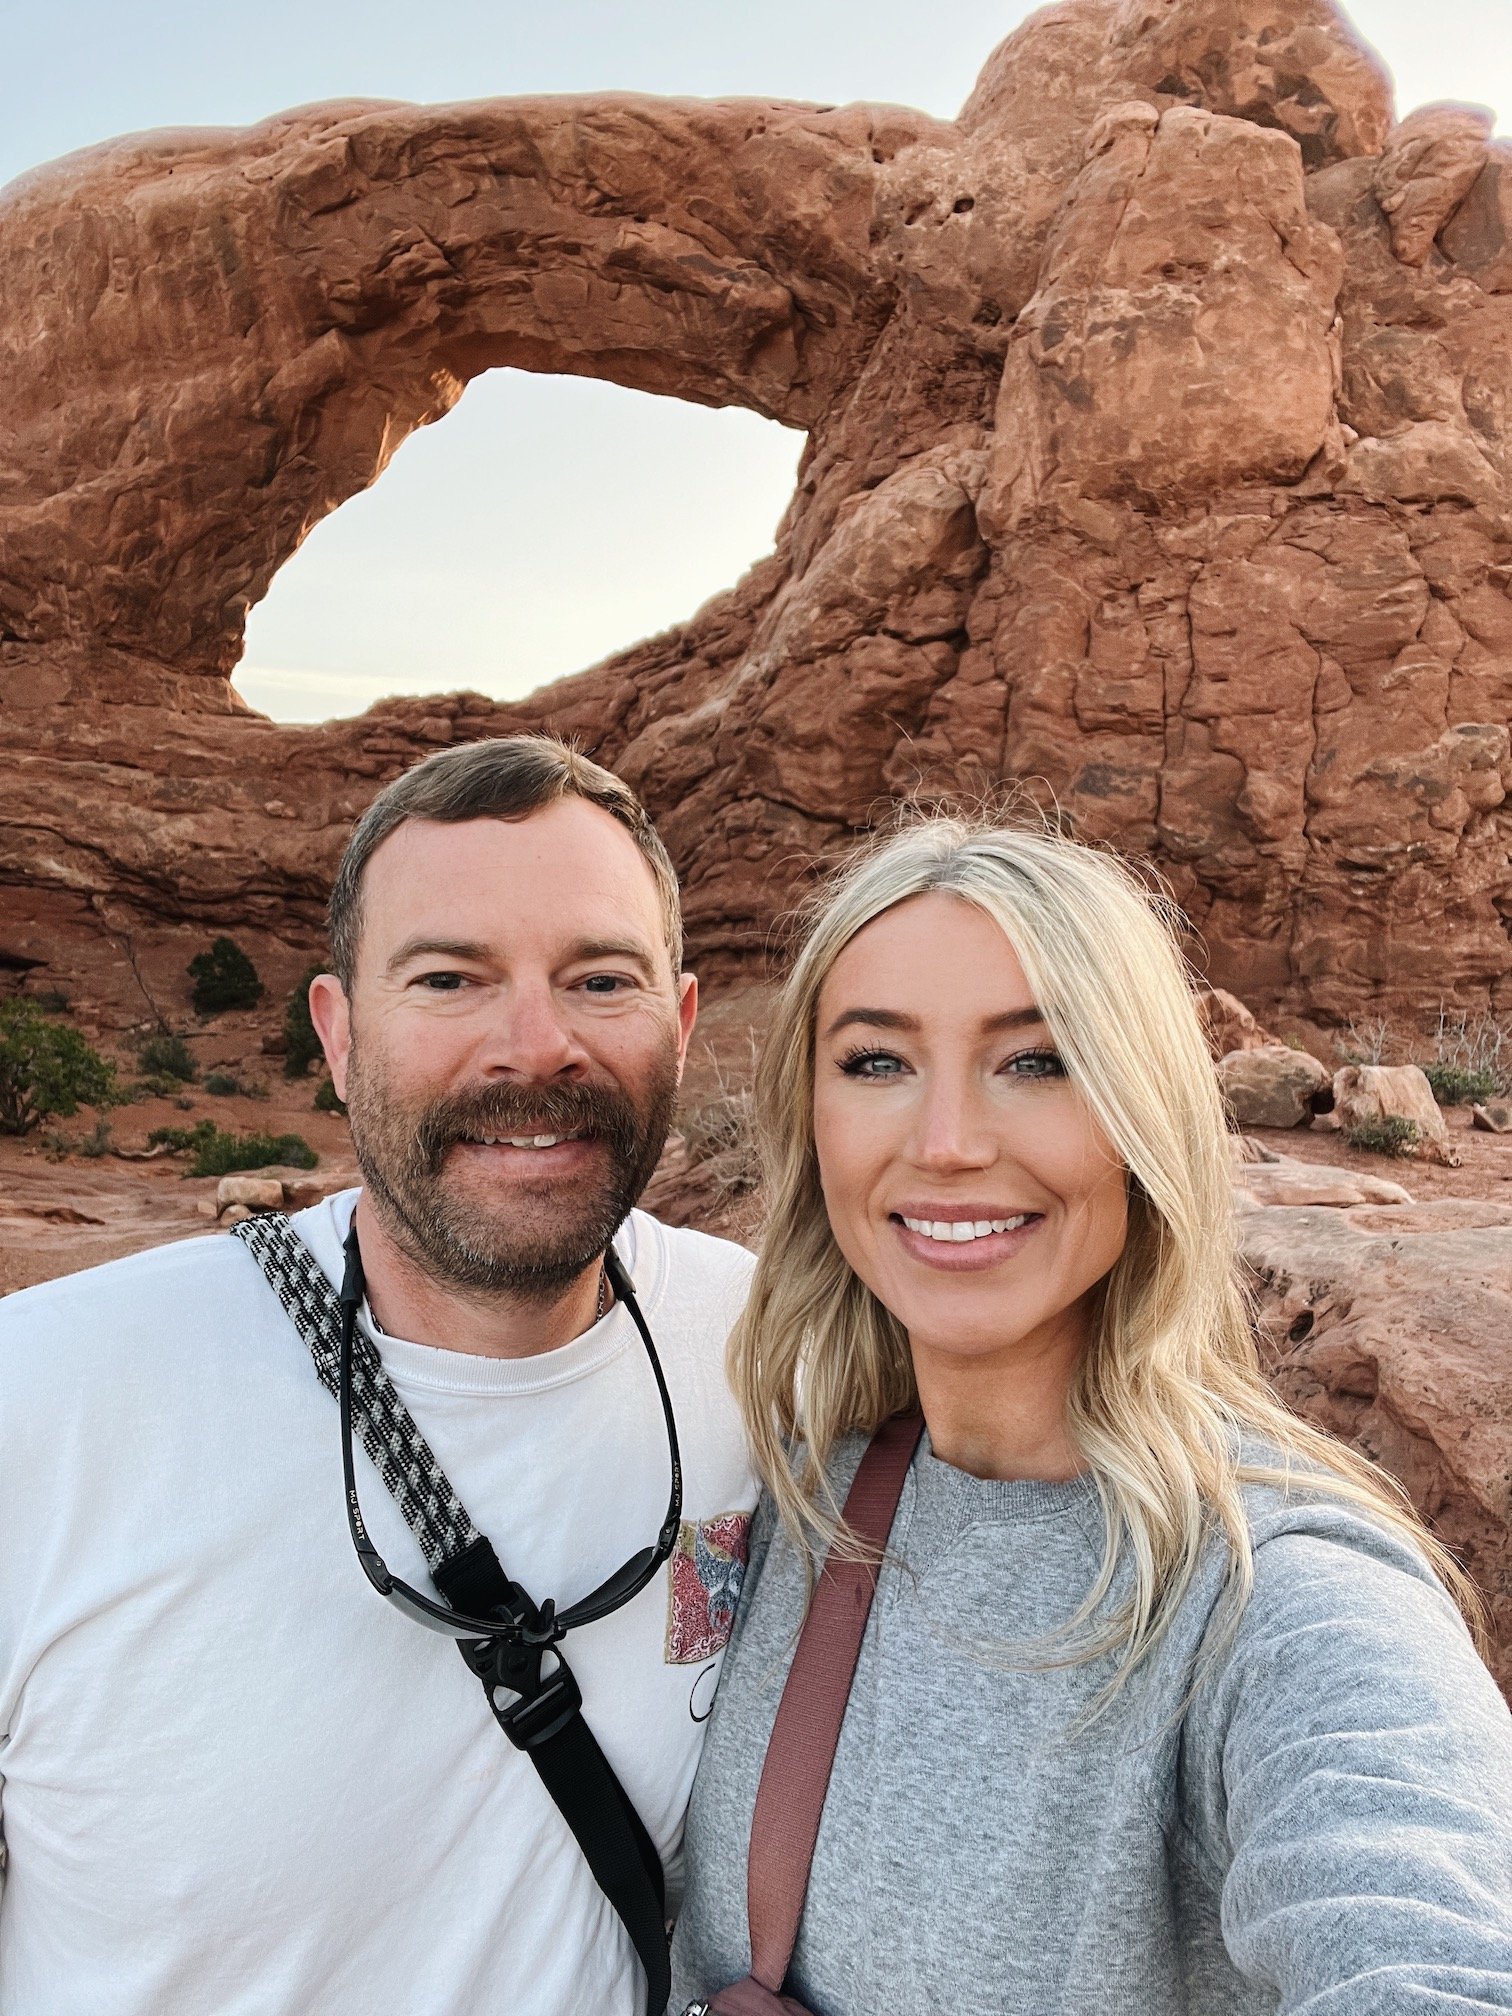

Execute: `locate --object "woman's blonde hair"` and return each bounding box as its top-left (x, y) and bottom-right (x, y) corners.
top-left (730, 812), bottom-right (1483, 1694)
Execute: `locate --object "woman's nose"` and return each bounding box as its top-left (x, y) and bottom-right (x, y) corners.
top-left (911, 1074), bottom-right (995, 1170)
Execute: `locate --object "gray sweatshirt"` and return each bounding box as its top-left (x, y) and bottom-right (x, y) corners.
top-left (670, 1435), bottom-right (1512, 2014)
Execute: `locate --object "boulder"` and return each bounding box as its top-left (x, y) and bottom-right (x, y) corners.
top-left (216, 1175), bottom-right (286, 1215)
top-left (1471, 1101), bottom-right (1512, 1134)
top-left (1195, 987), bottom-right (1275, 1060)
top-left (1332, 1063), bottom-right (1456, 1163)
top-left (1218, 1045), bottom-right (1331, 1129)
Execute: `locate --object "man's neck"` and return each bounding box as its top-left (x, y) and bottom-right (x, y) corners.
top-left (352, 1193), bottom-right (610, 1360)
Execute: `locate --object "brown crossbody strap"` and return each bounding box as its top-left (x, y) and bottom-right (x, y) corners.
top-left (744, 1411), bottom-right (925, 1992)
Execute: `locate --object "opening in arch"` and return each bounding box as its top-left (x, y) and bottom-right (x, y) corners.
top-left (234, 373), bottom-right (805, 725)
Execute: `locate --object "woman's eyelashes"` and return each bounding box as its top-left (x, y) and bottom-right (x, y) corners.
top-left (834, 1044), bottom-right (1066, 1081)
top-left (837, 1044), bottom-right (906, 1080)
top-left (1005, 1047), bottom-right (1066, 1080)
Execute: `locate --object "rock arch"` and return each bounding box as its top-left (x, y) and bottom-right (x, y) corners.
top-left (1, 0), bottom-right (1509, 1023)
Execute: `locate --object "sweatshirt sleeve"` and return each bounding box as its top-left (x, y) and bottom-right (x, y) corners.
top-left (1179, 1508), bottom-right (1512, 2011)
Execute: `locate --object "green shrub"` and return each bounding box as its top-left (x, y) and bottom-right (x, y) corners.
top-left (148, 1118), bottom-right (317, 1176)
top-left (147, 1120), bottom-right (217, 1154)
top-left (313, 1076), bottom-right (347, 1115)
top-left (77, 1116), bottom-right (113, 1159)
top-left (203, 1072), bottom-right (268, 1100)
top-left (137, 1031), bottom-right (197, 1082)
top-left (188, 937), bottom-right (264, 1015)
top-left (0, 999), bottom-right (117, 1135)
top-left (283, 963), bottom-right (325, 1078)
top-left (1421, 1062), bottom-right (1497, 1106)
top-left (1343, 1115), bottom-right (1420, 1159)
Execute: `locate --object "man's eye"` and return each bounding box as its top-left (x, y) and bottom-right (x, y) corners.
top-left (838, 1046), bottom-right (906, 1080)
top-left (1004, 1048), bottom-right (1065, 1079)
top-left (581, 974), bottom-right (631, 995)
top-left (416, 972), bottom-right (467, 992)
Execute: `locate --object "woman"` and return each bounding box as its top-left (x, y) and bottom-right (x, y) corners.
top-left (670, 815), bottom-right (1512, 2015)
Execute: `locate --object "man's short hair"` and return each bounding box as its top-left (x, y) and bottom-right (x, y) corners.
top-left (328, 735), bottom-right (683, 991)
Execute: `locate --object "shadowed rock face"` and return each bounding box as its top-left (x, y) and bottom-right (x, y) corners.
top-left (1246, 1196), bottom-right (1512, 1700)
top-left (2, 0), bottom-right (1510, 1022)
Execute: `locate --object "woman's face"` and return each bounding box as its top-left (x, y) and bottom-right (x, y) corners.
top-left (812, 892), bottom-right (1129, 1374)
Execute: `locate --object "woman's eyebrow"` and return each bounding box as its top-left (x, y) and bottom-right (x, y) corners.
top-left (824, 1007), bottom-right (917, 1038)
top-left (823, 1004), bottom-right (1047, 1038)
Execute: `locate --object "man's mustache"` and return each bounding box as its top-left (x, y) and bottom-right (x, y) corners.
top-left (410, 1081), bottom-right (642, 1176)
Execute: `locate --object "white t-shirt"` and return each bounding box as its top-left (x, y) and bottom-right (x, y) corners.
top-left (0, 1192), bottom-right (756, 2016)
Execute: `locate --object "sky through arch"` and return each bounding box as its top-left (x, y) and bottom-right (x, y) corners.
top-left (232, 377), bottom-right (805, 722)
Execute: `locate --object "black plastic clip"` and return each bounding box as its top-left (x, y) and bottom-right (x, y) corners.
top-left (465, 1632), bottom-right (584, 1752)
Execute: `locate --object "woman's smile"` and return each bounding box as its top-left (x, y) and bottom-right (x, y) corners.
top-left (889, 1205), bottom-right (1045, 1270)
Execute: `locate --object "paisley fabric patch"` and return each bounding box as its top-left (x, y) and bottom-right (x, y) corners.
top-left (664, 1511), bottom-right (752, 1665)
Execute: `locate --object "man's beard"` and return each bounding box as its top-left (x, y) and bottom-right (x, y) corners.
top-left (344, 1036), bottom-right (679, 1301)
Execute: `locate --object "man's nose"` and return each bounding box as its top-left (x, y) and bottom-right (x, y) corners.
top-left (477, 980), bottom-right (588, 1080)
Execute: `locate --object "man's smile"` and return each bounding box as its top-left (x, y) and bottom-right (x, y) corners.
top-left (457, 1130), bottom-right (586, 1150)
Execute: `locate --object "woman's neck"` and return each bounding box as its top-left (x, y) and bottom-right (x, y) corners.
top-left (909, 1312), bottom-right (1087, 1483)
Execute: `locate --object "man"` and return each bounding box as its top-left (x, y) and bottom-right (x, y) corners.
top-left (0, 737), bottom-right (756, 2016)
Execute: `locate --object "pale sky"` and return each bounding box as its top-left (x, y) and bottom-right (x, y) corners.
top-left (8, 0), bottom-right (1508, 723)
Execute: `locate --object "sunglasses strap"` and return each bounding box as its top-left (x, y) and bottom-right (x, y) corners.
top-left (232, 1212), bottom-right (672, 2016)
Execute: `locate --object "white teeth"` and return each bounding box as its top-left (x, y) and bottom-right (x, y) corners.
top-left (469, 1133), bottom-right (570, 1149)
top-left (900, 1214), bottom-right (1032, 1242)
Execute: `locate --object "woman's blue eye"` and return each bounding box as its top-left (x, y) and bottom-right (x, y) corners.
top-left (838, 1047), bottom-right (906, 1079)
top-left (1005, 1048), bottom-right (1065, 1079)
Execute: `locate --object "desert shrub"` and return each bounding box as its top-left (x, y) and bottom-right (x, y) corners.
top-left (202, 1071), bottom-right (266, 1098)
top-left (283, 963), bottom-right (325, 1078)
top-left (1334, 1015), bottom-right (1395, 1067)
top-left (0, 999), bottom-right (117, 1135)
top-left (137, 1031), bottom-right (197, 1082)
top-left (1421, 1062), bottom-right (1497, 1106)
top-left (680, 1049), bottom-right (762, 1201)
top-left (1427, 1007), bottom-right (1512, 1097)
top-left (147, 1120), bottom-right (215, 1152)
top-left (1343, 1115), bottom-right (1420, 1159)
top-left (313, 1076), bottom-right (347, 1114)
top-left (148, 1119), bottom-right (317, 1176)
top-left (188, 937), bottom-right (264, 1015)
top-left (77, 1117), bottom-right (113, 1158)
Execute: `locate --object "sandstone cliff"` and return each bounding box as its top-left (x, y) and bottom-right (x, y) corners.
top-left (2, 0), bottom-right (1510, 1028)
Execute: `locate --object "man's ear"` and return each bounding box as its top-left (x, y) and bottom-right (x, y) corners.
top-left (308, 974), bottom-right (352, 1101)
top-left (674, 972), bottom-right (698, 1084)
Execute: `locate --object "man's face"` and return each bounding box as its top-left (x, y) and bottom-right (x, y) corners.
top-left (311, 799), bottom-right (696, 1299)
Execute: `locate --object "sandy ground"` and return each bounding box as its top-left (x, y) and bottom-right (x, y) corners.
top-left (0, 1044), bottom-right (359, 1297)
top-left (1265, 1102), bottom-right (1512, 1202)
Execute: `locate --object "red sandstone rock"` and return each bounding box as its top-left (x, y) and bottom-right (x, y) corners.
top-left (0, 0), bottom-right (1509, 1033)
top-left (1245, 1196), bottom-right (1512, 1698)
top-left (1231, 1144), bottom-right (1413, 1206)
top-left (1196, 986), bottom-right (1276, 1058)
top-left (1333, 1061), bottom-right (1458, 1163)
top-left (1219, 1044), bottom-right (1331, 1127)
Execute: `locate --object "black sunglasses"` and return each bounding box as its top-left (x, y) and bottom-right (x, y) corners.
top-left (337, 1224), bottom-right (683, 1648)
